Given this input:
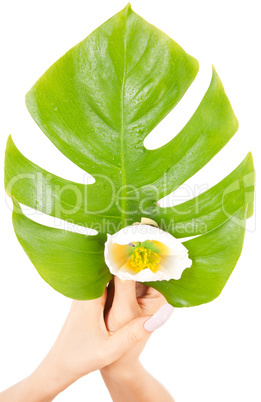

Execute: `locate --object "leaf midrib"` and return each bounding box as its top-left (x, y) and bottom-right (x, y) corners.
top-left (120, 19), bottom-right (128, 228)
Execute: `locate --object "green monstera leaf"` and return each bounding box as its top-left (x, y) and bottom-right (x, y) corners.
top-left (5, 4), bottom-right (254, 306)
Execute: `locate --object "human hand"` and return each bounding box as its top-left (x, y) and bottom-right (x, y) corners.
top-left (41, 292), bottom-right (153, 383)
top-left (101, 277), bottom-right (174, 379)
top-left (0, 291), bottom-right (153, 402)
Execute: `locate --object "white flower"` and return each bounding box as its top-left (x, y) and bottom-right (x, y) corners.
top-left (104, 219), bottom-right (192, 282)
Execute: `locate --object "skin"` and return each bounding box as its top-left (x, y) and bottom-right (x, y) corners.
top-left (101, 277), bottom-right (174, 401)
top-left (0, 280), bottom-right (174, 401)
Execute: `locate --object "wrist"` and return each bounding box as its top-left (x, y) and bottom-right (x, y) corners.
top-left (3, 371), bottom-right (63, 402)
top-left (25, 352), bottom-right (77, 401)
top-left (101, 360), bottom-right (144, 384)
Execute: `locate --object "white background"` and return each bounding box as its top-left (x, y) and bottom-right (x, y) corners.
top-left (0, 0), bottom-right (260, 401)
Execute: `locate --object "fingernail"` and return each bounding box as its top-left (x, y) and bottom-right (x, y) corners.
top-left (144, 304), bottom-right (174, 332)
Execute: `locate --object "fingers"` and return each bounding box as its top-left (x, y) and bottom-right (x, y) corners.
top-left (136, 282), bottom-right (148, 298)
top-left (99, 287), bottom-right (107, 309)
top-left (104, 280), bottom-right (114, 318)
top-left (104, 304), bottom-right (174, 366)
top-left (113, 276), bottom-right (139, 312)
top-left (104, 316), bottom-right (151, 365)
top-left (89, 287), bottom-right (108, 311)
top-left (143, 304), bottom-right (174, 332)
top-left (70, 287), bottom-right (107, 319)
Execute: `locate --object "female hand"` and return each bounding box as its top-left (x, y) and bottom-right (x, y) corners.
top-left (101, 277), bottom-right (174, 378)
top-left (101, 278), bottom-right (175, 402)
top-left (0, 290), bottom-right (152, 402)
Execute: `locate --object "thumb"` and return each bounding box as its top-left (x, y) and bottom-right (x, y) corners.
top-left (104, 316), bottom-right (151, 365)
top-left (104, 304), bottom-right (174, 365)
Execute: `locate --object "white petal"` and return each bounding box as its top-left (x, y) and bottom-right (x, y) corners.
top-left (110, 225), bottom-right (188, 255)
top-left (160, 254), bottom-right (193, 280)
top-left (104, 224), bottom-right (192, 282)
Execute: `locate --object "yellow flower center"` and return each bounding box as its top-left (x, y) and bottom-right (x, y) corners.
top-left (130, 246), bottom-right (160, 273)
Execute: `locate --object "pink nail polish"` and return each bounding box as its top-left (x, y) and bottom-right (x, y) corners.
top-left (144, 304), bottom-right (174, 332)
